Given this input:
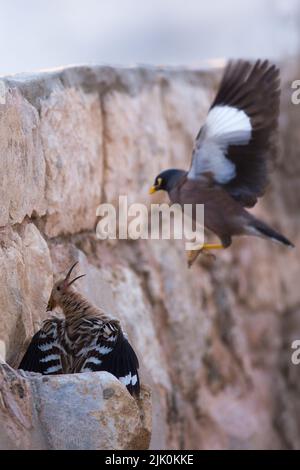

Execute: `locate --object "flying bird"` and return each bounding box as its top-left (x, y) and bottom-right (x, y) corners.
top-left (150, 60), bottom-right (294, 266)
top-left (19, 263), bottom-right (140, 396)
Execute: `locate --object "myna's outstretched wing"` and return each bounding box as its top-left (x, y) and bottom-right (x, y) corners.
top-left (188, 60), bottom-right (280, 207)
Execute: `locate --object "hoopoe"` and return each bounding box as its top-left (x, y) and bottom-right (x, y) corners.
top-left (19, 262), bottom-right (140, 396)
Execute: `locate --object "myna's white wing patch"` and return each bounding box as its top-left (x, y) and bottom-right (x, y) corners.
top-left (205, 105), bottom-right (252, 147)
top-left (188, 105), bottom-right (252, 184)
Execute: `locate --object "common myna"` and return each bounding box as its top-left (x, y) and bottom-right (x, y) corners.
top-left (19, 263), bottom-right (140, 396)
top-left (150, 60), bottom-right (294, 266)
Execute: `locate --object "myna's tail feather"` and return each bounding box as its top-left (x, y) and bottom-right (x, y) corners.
top-left (251, 220), bottom-right (294, 247)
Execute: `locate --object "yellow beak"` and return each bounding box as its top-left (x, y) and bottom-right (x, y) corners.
top-left (149, 186), bottom-right (157, 195)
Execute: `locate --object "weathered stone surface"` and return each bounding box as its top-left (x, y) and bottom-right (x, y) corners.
top-left (0, 223), bottom-right (52, 368)
top-left (31, 371), bottom-right (151, 450)
top-left (40, 88), bottom-right (103, 237)
top-left (102, 75), bottom-right (214, 208)
top-left (0, 87), bottom-right (46, 226)
top-left (0, 364), bottom-right (151, 450)
top-left (102, 85), bottom-right (171, 206)
top-left (0, 62), bottom-right (299, 449)
top-left (0, 363), bottom-right (45, 450)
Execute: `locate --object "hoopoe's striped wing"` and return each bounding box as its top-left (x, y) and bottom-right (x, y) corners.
top-left (80, 321), bottom-right (140, 396)
top-left (99, 330), bottom-right (140, 396)
top-left (19, 319), bottom-right (66, 375)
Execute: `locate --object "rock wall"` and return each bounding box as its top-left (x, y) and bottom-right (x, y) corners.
top-left (0, 62), bottom-right (299, 449)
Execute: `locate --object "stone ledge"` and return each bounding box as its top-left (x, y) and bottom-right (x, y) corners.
top-left (0, 362), bottom-right (151, 450)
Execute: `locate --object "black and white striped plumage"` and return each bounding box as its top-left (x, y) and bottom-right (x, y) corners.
top-left (19, 263), bottom-right (140, 396)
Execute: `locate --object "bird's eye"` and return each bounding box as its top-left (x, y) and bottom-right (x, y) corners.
top-left (57, 286), bottom-right (61, 291)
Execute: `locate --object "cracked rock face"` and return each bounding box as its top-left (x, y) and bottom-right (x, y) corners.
top-left (0, 364), bottom-right (151, 450)
top-left (0, 87), bottom-right (46, 225)
top-left (40, 88), bottom-right (104, 237)
top-left (0, 63), bottom-right (299, 449)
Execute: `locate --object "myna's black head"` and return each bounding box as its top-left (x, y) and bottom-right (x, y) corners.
top-left (149, 169), bottom-right (186, 194)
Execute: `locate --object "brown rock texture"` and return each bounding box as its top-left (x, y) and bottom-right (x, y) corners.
top-left (0, 62), bottom-right (299, 449)
top-left (0, 363), bottom-right (151, 450)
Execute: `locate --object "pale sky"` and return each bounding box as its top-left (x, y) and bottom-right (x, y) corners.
top-left (0, 0), bottom-right (299, 75)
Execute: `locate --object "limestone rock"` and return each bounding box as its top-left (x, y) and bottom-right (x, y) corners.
top-left (0, 363), bottom-right (45, 450)
top-left (0, 86), bottom-right (46, 226)
top-left (40, 88), bottom-right (103, 237)
top-left (0, 223), bottom-right (52, 368)
top-left (0, 363), bottom-right (151, 450)
top-left (102, 85), bottom-right (171, 207)
top-left (31, 371), bottom-right (151, 450)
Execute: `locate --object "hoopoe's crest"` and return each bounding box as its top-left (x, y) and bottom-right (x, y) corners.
top-left (46, 262), bottom-right (86, 312)
top-left (19, 262), bottom-right (140, 396)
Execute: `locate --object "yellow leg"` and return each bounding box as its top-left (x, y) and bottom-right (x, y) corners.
top-left (192, 243), bottom-right (224, 251)
top-left (186, 244), bottom-right (224, 268)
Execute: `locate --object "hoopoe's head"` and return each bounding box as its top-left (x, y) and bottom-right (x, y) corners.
top-left (47, 262), bottom-right (86, 311)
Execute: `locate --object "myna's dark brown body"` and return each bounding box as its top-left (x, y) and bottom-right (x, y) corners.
top-left (170, 177), bottom-right (255, 248)
top-left (169, 176), bottom-right (291, 249)
top-left (150, 60), bottom-right (294, 262)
